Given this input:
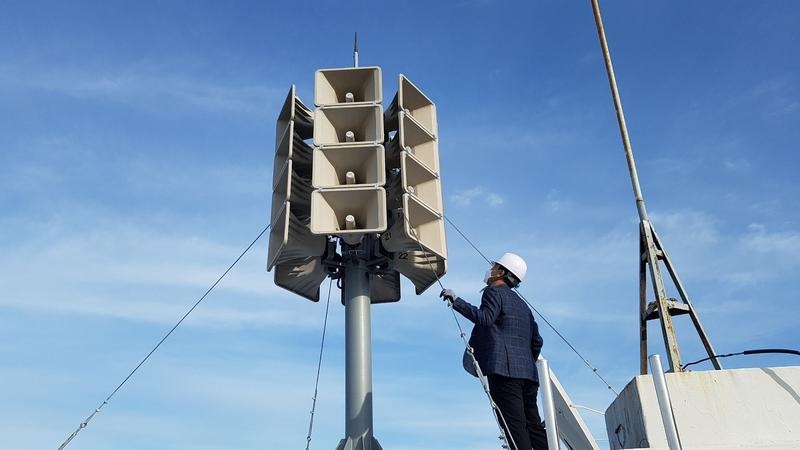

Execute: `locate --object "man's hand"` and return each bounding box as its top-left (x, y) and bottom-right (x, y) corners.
top-left (440, 288), bottom-right (456, 302)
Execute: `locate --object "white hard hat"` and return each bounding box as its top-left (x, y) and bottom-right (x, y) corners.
top-left (494, 253), bottom-right (527, 283)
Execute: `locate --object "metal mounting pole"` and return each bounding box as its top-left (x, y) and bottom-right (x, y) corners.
top-left (336, 253), bottom-right (383, 450)
top-left (590, 0), bottom-right (721, 373)
top-left (537, 358), bottom-right (561, 450)
top-left (648, 354), bottom-right (683, 450)
top-left (353, 32), bottom-right (359, 68)
top-left (590, 0), bottom-right (648, 223)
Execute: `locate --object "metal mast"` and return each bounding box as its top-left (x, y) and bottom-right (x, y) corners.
top-left (590, 0), bottom-right (722, 374)
top-left (269, 41), bottom-right (447, 447)
top-left (354, 32), bottom-right (359, 68)
top-left (336, 246), bottom-right (381, 450)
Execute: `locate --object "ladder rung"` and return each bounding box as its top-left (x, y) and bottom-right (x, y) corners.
top-left (644, 298), bottom-right (690, 321)
top-left (641, 249), bottom-right (665, 261)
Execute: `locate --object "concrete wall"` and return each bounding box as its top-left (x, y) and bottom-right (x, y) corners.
top-left (605, 366), bottom-right (800, 449)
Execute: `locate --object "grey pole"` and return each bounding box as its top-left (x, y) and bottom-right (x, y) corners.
top-left (536, 358), bottom-right (561, 450)
top-left (336, 257), bottom-right (382, 450)
top-left (648, 354), bottom-right (682, 450)
top-left (591, 0), bottom-right (723, 375)
top-left (353, 32), bottom-right (359, 68)
top-left (590, 0), bottom-right (648, 222)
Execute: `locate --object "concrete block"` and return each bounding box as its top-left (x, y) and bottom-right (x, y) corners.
top-left (605, 366), bottom-right (800, 449)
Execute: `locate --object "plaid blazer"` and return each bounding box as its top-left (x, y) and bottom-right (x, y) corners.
top-left (453, 285), bottom-right (543, 382)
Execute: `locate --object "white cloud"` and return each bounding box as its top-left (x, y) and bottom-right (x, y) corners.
top-left (2, 64), bottom-right (284, 117)
top-left (723, 157), bottom-right (752, 171)
top-left (450, 186), bottom-right (505, 208)
top-left (545, 188), bottom-right (571, 213)
top-left (645, 156), bottom-right (703, 175)
top-left (0, 223), bottom-right (332, 329)
top-left (487, 193), bottom-right (504, 206)
top-left (649, 210), bottom-right (720, 246)
top-left (35, 353), bottom-right (511, 450)
top-left (727, 77), bottom-right (799, 118)
top-left (741, 229), bottom-right (800, 265)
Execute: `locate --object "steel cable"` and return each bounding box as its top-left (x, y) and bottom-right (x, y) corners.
top-left (57, 224), bottom-right (270, 450)
top-left (305, 278), bottom-right (334, 450)
top-left (444, 215), bottom-right (492, 264)
top-left (403, 217), bottom-right (517, 450)
top-left (441, 214), bottom-right (620, 395)
top-left (513, 289), bottom-right (619, 395)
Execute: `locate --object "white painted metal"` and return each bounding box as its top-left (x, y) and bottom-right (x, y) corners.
top-left (648, 355), bottom-right (682, 450)
top-left (546, 363), bottom-right (601, 450)
top-left (537, 358), bottom-right (561, 450)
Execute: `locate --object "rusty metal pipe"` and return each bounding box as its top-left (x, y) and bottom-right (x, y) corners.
top-left (590, 0), bottom-right (649, 223)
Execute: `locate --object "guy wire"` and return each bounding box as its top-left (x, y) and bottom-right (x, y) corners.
top-left (442, 214), bottom-right (619, 395)
top-left (57, 224), bottom-right (270, 450)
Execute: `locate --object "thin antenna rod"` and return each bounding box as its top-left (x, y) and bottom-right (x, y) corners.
top-left (591, 0), bottom-right (648, 222)
top-left (353, 32), bottom-right (359, 68)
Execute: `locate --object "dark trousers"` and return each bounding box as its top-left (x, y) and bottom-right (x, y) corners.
top-left (488, 374), bottom-right (549, 450)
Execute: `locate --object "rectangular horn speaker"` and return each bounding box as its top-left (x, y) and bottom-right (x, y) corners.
top-left (312, 144), bottom-right (386, 188)
top-left (385, 74), bottom-right (437, 136)
top-left (313, 105), bottom-right (384, 147)
top-left (386, 111), bottom-right (439, 174)
top-left (274, 256), bottom-right (328, 302)
top-left (381, 195), bottom-right (447, 259)
top-left (315, 66), bottom-right (382, 106)
top-left (271, 160), bottom-right (313, 223)
top-left (393, 250), bottom-right (447, 295)
top-left (267, 202), bottom-right (326, 271)
top-left (310, 187), bottom-right (387, 235)
top-left (276, 85), bottom-right (313, 146)
top-left (274, 120), bottom-right (313, 184)
top-left (400, 151), bottom-right (443, 213)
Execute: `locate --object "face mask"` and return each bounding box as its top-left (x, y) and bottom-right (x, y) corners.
top-left (483, 269), bottom-right (493, 284)
top-left (484, 268), bottom-right (502, 285)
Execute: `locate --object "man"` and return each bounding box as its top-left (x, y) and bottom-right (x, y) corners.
top-left (440, 252), bottom-right (548, 450)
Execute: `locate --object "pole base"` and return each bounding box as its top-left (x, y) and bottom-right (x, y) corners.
top-left (335, 435), bottom-right (383, 450)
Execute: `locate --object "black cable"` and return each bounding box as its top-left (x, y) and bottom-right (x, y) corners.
top-left (58, 224), bottom-right (270, 450)
top-left (681, 348), bottom-right (800, 370)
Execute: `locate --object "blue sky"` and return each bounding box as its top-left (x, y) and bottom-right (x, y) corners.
top-left (1, 1), bottom-right (799, 449)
